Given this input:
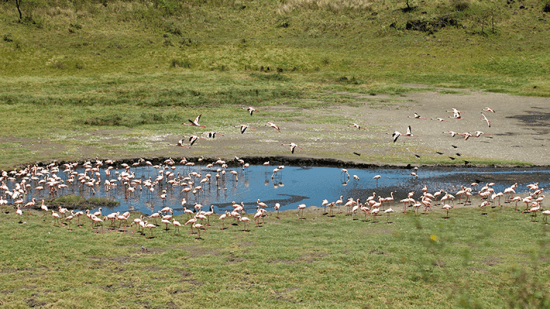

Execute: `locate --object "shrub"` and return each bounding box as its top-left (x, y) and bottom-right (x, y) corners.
top-left (170, 59), bottom-right (191, 68)
top-left (451, 0), bottom-right (469, 11)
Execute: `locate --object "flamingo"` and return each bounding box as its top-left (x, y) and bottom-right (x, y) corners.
top-left (385, 208), bottom-right (394, 224)
top-left (298, 203), bottom-right (306, 219)
top-left (172, 219), bottom-right (182, 234)
top-left (282, 143), bottom-right (303, 154)
top-left (239, 216), bottom-right (250, 231)
top-left (65, 214), bottom-right (74, 230)
top-left (370, 208), bottom-right (380, 223)
top-left (542, 210), bottom-right (550, 224)
top-left (186, 135), bottom-right (205, 147)
top-left (442, 204), bottom-right (452, 218)
top-left (530, 203), bottom-right (541, 222)
top-left (167, 138), bottom-right (187, 147)
top-left (391, 131), bottom-right (401, 143)
top-left (409, 113), bottom-right (426, 120)
top-left (266, 121), bottom-right (281, 133)
top-left (373, 175), bottom-right (381, 186)
top-left (480, 200), bottom-right (491, 215)
top-left (481, 113), bottom-right (491, 127)
top-left (15, 205), bottom-right (23, 222)
top-left (185, 218), bottom-right (198, 234)
top-left (274, 203), bottom-right (281, 217)
top-left (145, 221), bottom-right (157, 238)
top-left (350, 123), bottom-right (367, 130)
top-left (219, 211), bottom-right (229, 230)
top-left (202, 131), bottom-right (224, 139)
top-left (236, 124), bottom-right (254, 134)
top-left (245, 106), bottom-right (259, 116)
top-left (183, 114), bottom-right (206, 128)
top-left (484, 107), bottom-right (496, 113)
top-left (193, 223), bottom-right (204, 239)
top-left (161, 218), bottom-right (172, 231)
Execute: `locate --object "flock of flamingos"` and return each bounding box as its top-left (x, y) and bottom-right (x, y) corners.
top-left (1, 157), bottom-right (548, 240)
top-left (1, 105), bottom-right (548, 239)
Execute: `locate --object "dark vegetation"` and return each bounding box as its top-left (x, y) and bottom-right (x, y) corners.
top-left (43, 195), bottom-right (119, 210)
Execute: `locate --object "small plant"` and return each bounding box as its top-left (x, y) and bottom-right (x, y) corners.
top-left (170, 59), bottom-right (191, 68)
top-left (451, 0), bottom-right (469, 11)
top-left (544, 1), bottom-right (550, 13)
top-left (3, 33), bottom-right (13, 42)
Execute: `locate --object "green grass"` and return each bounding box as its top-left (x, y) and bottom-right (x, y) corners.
top-left (1, 205), bottom-right (550, 307)
top-left (0, 0), bottom-right (548, 167)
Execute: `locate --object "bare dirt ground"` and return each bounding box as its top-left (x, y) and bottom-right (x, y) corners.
top-left (3, 85), bottom-right (550, 167)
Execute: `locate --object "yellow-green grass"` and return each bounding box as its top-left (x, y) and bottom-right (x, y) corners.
top-left (1, 204), bottom-right (549, 307)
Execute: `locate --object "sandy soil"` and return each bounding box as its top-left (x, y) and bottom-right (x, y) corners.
top-left (3, 85), bottom-right (550, 167)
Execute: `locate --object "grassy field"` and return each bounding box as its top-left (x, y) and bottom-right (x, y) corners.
top-left (0, 0), bottom-right (549, 168)
top-left (1, 204), bottom-right (550, 308)
top-left (1, 1), bottom-right (550, 307)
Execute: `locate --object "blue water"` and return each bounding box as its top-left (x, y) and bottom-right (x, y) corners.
top-left (7, 165), bottom-right (550, 215)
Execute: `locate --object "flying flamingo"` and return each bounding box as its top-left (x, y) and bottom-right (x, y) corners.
top-left (409, 113), bottom-right (426, 120)
top-left (236, 124), bottom-right (255, 134)
top-left (481, 113), bottom-right (491, 127)
top-left (167, 138), bottom-right (187, 147)
top-left (474, 131), bottom-right (491, 138)
top-left (484, 107), bottom-right (496, 113)
top-left (244, 106), bottom-right (259, 116)
top-left (391, 131), bottom-right (401, 143)
top-left (183, 114), bottom-right (206, 128)
top-left (186, 135), bottom-right (206, 147)
top-left (266, 122), bottom-right (281, 133)
top-left (282, 143), bottom-right (303, 154)
top-left (350, 123), bottom-right (367, 130)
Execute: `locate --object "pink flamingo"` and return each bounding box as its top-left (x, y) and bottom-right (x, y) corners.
top-left (183, 114), bottom-right (206, 128)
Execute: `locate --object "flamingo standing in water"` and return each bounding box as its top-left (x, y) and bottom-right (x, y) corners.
top-left (183, 114), bottom-right (206, 128)
top-left (373, 175), bottom-right (381, 187)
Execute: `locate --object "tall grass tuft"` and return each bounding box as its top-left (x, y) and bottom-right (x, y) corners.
top-left (278, 0), bottom-right (374, 14)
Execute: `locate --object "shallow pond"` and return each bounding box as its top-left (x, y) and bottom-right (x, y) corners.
top-left (7, 165), bottom-right (550, 215)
